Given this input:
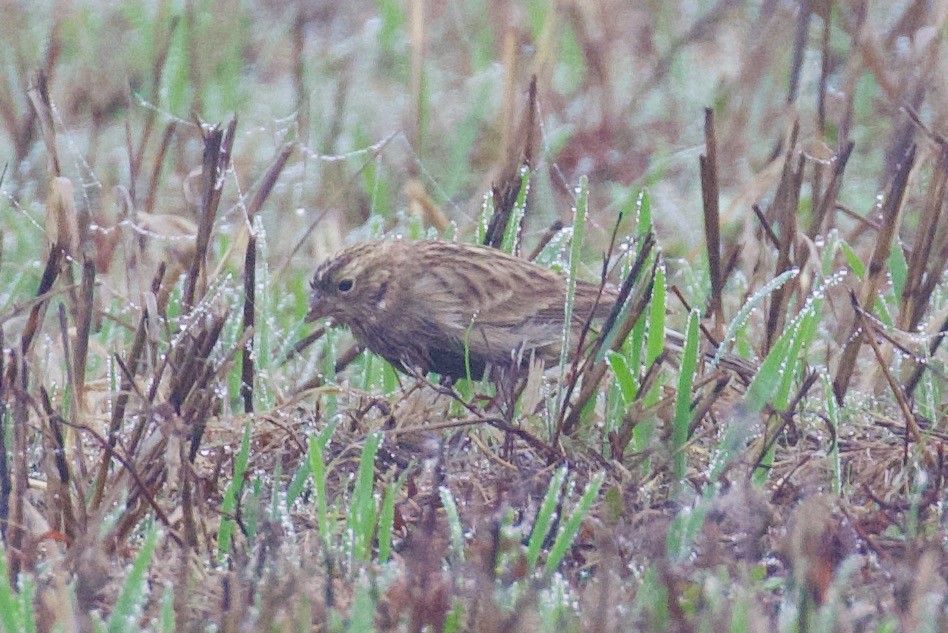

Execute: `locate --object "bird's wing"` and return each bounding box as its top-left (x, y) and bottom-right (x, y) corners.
top-left (410, 262), bottom-right (612, 366)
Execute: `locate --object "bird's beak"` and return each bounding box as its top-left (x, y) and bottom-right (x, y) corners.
top-left (305, 290), bottom-right (327, 323)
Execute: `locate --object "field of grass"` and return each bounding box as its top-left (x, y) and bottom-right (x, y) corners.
top-left (0, 1), bottom-right (945, 631)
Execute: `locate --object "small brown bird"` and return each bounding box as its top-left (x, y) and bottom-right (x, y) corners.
top-left (306, 239), bottom-right (616, 379)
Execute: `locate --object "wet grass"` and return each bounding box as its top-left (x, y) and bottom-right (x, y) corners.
top-left (0, 1), bottom-right (946, 631)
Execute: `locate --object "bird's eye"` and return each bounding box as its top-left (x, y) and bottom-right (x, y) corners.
top-left (337, 278), bottom-right (354, 292)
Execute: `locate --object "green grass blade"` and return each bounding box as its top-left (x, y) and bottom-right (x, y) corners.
top-left (672, 309), bottom-right (700, 482)
top-left (773, 317), bottom-right (811, 411)
top-left (558, 175), bottom-right (588, 373)
top-left (545, 471), bottom-right (603, 574)
top-left (160, 585), bottom-right (175, 633)
top-left (475, 192), bottom-right (493, 244)
top-left (443, 602), bottom-right (464, 633)
top-left (349, 431), bottom-right (382, 561)
top-left (162, 11), bottom-right (190, 115)
top-left (888, 241), bottom-right (907, 301)
top-left (107, 524), bottom-right (158, 633)
top-left (707, 417), bottom-right (753, 483)
top-left (308, 421), bottom-right (339, 549)
top-left (666, 490), bottom-right (712, 561)
top-left (439, 486), bottom-right (465, 562)
top-left (713, 268), bottom-right (798, 367)
top-left (287, 459), bottom-right (311, 508)
top-left (595, 244), bottom-right (655, 362)
top-left (646, 264), bottom-right (666, 366)
top-left (374, 0), bottom-right (404, 54)
top-left (526, 465), bottom-right (568, 570)
top-left (554, 176), bottom-right (588, 423)
top-left (820, 228), bottom-right (841, 276)
top-left (606, 351), bottom-right (637, 405)
top-left (218, 420), bottom-right (252, 561)
top-left (251, 215), bottom-right (274, 409)
top-left (16, 575), bottom-right (35, 633)
top-left (746, 312), bottom-right (802, 413)
top-left (0, 539), bottom-right (25, 633)
top-left (631, 565), bottom-right (669, 628)
top-left (840, 240), bottom-right (865, 278)
top-left (634, 189), bottom-right (652, 237)
top-left (626, 309), bottom-right (647, 377)
top-left (500, 167), bottom-right (530, 254)
top-left (347, 578), bottom-right (376, 633)
top-left (322, 331), bottom-right (339, 417)
top-left (752, 435), bottom-right (780, 487)
top-left (822, 373), bottom-right (842, 495)
top-left (633, 260), bottom-right (666, 474)
top-left (378, 479), bottom-right (398, 564)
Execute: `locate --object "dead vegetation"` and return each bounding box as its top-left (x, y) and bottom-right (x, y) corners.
top-left (0, 1), bottom-right (946, 631)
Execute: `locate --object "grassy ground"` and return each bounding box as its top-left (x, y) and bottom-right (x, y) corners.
top-left (0, 1), bottom-right (945, 631)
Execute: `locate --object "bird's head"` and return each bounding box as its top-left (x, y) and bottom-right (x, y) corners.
top-left (306, 242), bottom-right (391, 326)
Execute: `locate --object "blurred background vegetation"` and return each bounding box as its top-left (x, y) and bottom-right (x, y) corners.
top-left (0, 1), bottom-right (945, 631)
top-left (4, 1), bottom-right (939, 259)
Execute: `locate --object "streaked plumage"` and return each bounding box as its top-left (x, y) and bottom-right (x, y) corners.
top-left (306, 239), bottom-right (614, 379)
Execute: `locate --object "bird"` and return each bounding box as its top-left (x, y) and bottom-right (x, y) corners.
top-left (305, 238), bottom-right (616, 380)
